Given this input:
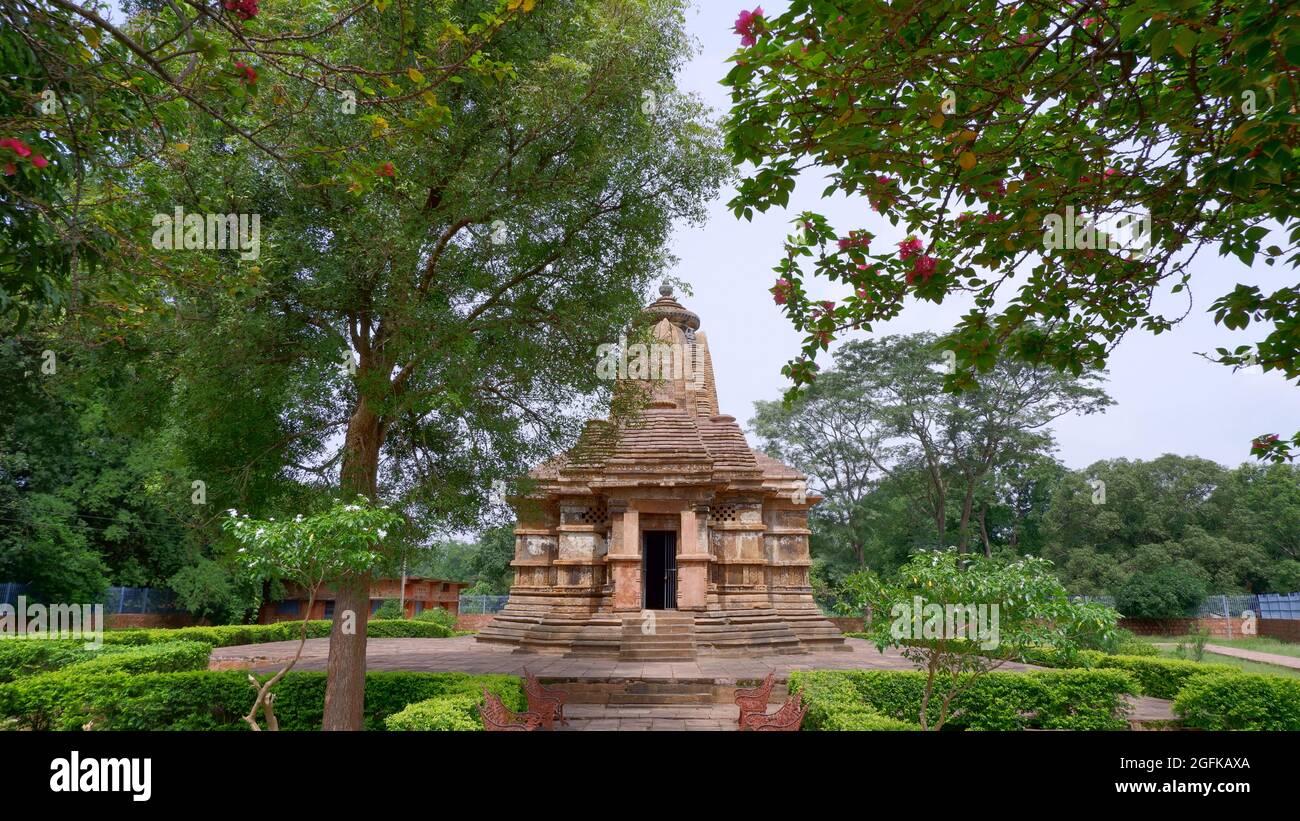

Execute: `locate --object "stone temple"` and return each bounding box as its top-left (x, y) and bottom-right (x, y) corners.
top-left (477, 286), bottom-right (845, 659)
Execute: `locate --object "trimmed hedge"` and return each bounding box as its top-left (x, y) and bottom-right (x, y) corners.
top-left (385, 694), bottom-right (484, 731)
top-left (0, 639), bottom-right (136, 682)
top-left (1174, 673), bottom-right (1300, 731)
top-left (0, 639), bottom-right (210, 682)
top-left (99, 619), bottom-right (452, 648)
top-left (1076, 652), bottom-right (1239, 700)
top-left (0, 669), bottom-right (523, 731)
top-left (56, 641), bottom-right (211, 677)
top-left (789, 668), bottom-right (1134, 731)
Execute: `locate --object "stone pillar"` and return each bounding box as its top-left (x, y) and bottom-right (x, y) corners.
top-left (607, 500), bottom-right (641, 612)
top-left (676, 503), bottom-right (710, 611)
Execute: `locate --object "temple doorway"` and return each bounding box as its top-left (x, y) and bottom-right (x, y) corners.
top-left (642, 530), bottom-right (677, 610)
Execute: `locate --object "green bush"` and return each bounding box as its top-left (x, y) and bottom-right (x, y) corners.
top-left (1174, 673), bottom-right (1300, 730)
top-left (789, 668), bottom-right (1134, 731)
top-left (98, 618), bottom-right (451, 649)
top-left (412, 607), bottom-right (458, 631)
top-left (373, 599), bottom-right (404, 620)
top-left (1077, 652), bottom-right (1238, 700)
top-left (0, 669), bottom-right (523, 731)
top-left (385, 694), bottom-right (483, 731)
top-left (0, 639), bottom-right (211, 682)
top-left (0, 639), bottom-right (132, 682)
top-left (56, 641), bottom-right (211, 677)
top-left (1114, 568), bottom-right (1208, 619)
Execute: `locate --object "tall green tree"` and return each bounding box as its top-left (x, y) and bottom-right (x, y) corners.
top-left (114, 0), bottom-right (726, 729)
top-left (753, 333), bottom-right (1111, 557)
top-left (723, 0), bottom-right (1300, 461)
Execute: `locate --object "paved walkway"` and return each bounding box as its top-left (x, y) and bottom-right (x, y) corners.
top-left (1152, 642), bottom-right (1300, 670)
top-left (209, 635), bottom-right (1034, 681)
top-left (560, 704), bottom-right (739, 731)
top-left (1201, 643), bottom-right (1300, 670)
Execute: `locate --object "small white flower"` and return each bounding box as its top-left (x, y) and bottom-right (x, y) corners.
top-left (377, 529), bottom-right (387, 539)
top-left (226, 508), bottom-right (238, 517)
top-left (295, 514), bottom-right (303, 522)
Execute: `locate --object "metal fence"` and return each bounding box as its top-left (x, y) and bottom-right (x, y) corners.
top-left (458, 594), bottom-right (509, 615)
top-left (0, 583), bottom-right (179, 613)
top-left (1070, 592), bottom-right (1300, 619)
top-left (1257, 593), bottom-right (1300, 620)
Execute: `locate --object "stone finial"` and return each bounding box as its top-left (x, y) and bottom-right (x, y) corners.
top-left (659, 283), bottom-right (673, 297)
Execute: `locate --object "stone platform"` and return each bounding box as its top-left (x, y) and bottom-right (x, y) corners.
top-left (211, 634), bottom-right (935, 680)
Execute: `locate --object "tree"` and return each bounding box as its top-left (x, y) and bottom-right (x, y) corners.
top-left (753, 333), bottom-right (1110, 555)
top-left (1115, 566), bottom-right (1210, 619)
top-left (722, 1), bottom-right (1300, 461)
top-left (0, 0), bottom-right (519, 324)
top-left (108, 0), bottom-right (726, 729)
top-left (224, 498), bottom-right (401, 730)
top-left (841, 550), bottom-right (1119, 730)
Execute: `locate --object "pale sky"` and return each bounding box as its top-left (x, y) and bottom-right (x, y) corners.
top-left (667, 1), bottom-right (1297, 470)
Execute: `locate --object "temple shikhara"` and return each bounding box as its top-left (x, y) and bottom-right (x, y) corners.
top-left (478, 286), bottom-right (845, 659)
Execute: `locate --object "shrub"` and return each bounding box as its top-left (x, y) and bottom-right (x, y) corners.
top-left (98, 618), bottom-right (451, 649)
top-left (789, 668), bottom-right (1133, 731)
top-left (385, 694), bottom-right (483, 731)
top-left (0, 639), bottom-right (131, 682)
top-left (413, 607), bottom-right (458, 632)
top-left (0, 669), bottom-right (523, 731)
top-left (56, 641), bottom-right (211, 676)
top-left (1174, 673), bottom-right (1300, 731)
top-left (373, 599), bottom-right (404, 620)
top-left (1078, 652), bottom-right (1238, 700)
top-left (1114, 568), bottom-right (1208, 619)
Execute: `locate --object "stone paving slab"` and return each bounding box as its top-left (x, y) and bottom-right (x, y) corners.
top-left (209, 635), bottom-right (995, 681)
top-left (1200, 643), bottom-right (1300, 670)
top-left (560, 704), bottom-right (739, 731)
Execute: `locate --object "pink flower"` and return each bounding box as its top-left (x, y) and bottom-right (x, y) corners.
top-left (30, 154), bottom-right (48, 169)
top-left (771, 277), bottom-right (791, 305)
top-left (234, 61), bottom-right (257, 85)
top-left (821, 300), bottom-right (835, 313)
top-left (897, 236), bottom-right (923, 260)
top-left (2, 163), bottom-right (14, 176)
top-left (856, 288), bottom-right (870, 299)
top-left (224, 0), bottom-right (259, 20)
top-left (734, 7), bottom-right (764, 47)
top-left (378, 162), bottom-right (395, 177)
top-left (0, 137), bottom-right (32, 158)
top-left (907, 255), bottom-right (937, 284)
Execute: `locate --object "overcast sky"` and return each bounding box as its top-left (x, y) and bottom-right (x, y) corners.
top-left (666, 1), bottom-right (1297, 470)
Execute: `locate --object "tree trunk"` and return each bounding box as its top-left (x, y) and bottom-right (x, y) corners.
top-left (321, 395), bottom-right (384, 731)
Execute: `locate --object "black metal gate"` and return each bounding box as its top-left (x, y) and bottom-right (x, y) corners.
top-left (642, 530), bottom-right (677, 610)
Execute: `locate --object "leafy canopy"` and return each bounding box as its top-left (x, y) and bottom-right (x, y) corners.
top-left (722, 0), bottom-right (1299, 461)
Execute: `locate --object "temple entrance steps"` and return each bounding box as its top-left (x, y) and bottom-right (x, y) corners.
top-left (693, 608), bottom-right (806, 656)
top-left (556, 678), bottom-right (788, 706)
top-left (618, 610), bottom-right (697, 661)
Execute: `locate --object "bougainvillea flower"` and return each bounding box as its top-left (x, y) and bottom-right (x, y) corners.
top-left (0, 137), bottom-right (32, 158)
top-left (224, 0), bottom-right (260, 20)
top-left (907, 255), bottom-right (937, 284)
top-left (2, 163), bottom-right (14, 176)
top-left (734, 8), bottom-right (764, 47)
top-left (29, 154), bottom-right (48, 169)
top-left (234, 61), bottom-right (258, 85)
top-left (771, 277), bottom-right (791, 305)
top-left (897, 236), bottom-right (923, 259)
